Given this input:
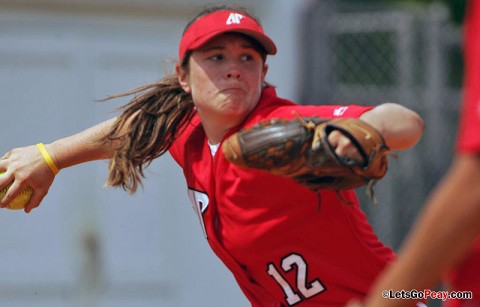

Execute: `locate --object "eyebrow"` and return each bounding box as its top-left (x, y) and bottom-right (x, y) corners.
top-left (200, 42), bottom-right (258, 53)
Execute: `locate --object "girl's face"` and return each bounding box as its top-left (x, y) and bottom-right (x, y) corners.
top-left (177, 33), bottom-right (268, 136)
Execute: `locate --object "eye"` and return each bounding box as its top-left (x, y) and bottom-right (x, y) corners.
top-left (209, 54), bottom-right (224, 61)
top-left (241, 54), bottom-right (254, 61)
top-left (241, 49), bottom-right (264, 63)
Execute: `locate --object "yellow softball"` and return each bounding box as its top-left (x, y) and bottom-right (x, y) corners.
top-left (0, 171), bottom-right (33, 210)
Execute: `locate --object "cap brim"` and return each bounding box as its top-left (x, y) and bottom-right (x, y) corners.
top-left (188, 29), bottom-right (277, 56)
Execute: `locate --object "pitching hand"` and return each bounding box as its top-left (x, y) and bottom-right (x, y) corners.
top-left (0, 145), bottom-right (56, 213)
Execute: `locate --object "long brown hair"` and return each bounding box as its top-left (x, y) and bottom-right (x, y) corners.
top-left (101, 4), bottom-right (266, 193)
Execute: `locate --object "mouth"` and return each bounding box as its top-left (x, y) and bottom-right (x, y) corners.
top-left (221, 87), bottom-right (244, 94)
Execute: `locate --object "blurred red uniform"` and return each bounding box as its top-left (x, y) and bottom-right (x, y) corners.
top-left (444, 0), bottom-right (480, 306)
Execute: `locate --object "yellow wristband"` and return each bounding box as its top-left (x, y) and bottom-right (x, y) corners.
top-left (36, 143), bottom-right (60, 175)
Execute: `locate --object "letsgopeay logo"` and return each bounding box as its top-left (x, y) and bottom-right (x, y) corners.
top-left (382, 289), bottom-right (473, 302)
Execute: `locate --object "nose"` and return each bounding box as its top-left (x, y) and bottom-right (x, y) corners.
top-left (225, 63), bottom-right (241, 79)
top-left (226, 72), bottom-right (240, 79)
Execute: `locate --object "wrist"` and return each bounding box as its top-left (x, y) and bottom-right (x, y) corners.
top-left (36, 143), bottom-right (60, 175)
top-left (45, 143), bottom-right (62, 170)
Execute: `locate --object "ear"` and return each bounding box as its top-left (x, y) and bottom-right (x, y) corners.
top-left (176, 63), bottom-right (191, 93)
top-left (262, 63), bottom-right (269, 82)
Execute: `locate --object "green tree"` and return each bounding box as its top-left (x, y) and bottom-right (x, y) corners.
top-left (357, 0), bottom-right (467, 23)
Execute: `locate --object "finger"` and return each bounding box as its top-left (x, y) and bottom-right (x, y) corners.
top-left (0, 170), bottom-right (13, 185)
top-left (0, 172), bottom-right (14, 208)
top-left (24, 190), bottom-right (46, 213)
top-left (0, 150), bottom-right (11, 160)
top-left (337, 144), bottom-right (363, 163)
top-left (0, 160), bottom-right (8, 172)
top-left (0, 152), bottom-right (12, 172)
top-left (326, 130), bottom-right (341, 148)
top-left (0, 177), bottom-right (22, 208)
top-left (329, 132), bottom-right (364, 164)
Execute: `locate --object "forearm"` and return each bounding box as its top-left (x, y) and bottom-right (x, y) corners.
top-left (365, 154), bottom-right (480, 306)
top-left (360, 103), bottom-right (424, 150)
top-left (47, 117), bottom-right (118, 170)
top-left (0, 117), bottom-right (122, 212)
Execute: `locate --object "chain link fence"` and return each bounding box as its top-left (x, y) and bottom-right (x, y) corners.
top-left (301, 0), bottom-right (463, 250)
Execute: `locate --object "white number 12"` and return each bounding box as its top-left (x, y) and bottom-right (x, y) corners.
top-left (267, 253), bottom-right (326, 306)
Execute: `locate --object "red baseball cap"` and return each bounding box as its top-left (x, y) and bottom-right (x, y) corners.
top-left (178, 10), bottom-right (277, 61)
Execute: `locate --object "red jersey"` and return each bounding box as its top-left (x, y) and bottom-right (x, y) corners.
top-left (169, 87), bottom-right (395, 306)
top-left (445, 1), bottom-right (480, 306)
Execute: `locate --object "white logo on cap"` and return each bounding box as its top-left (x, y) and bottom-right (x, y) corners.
top-left (226, 13), bottom-right (244, 25)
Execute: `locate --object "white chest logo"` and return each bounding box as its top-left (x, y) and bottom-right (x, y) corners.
top-left (188, 189), bottom-right (209, 238)
top-left (226, 13), bottom-right (244, 25)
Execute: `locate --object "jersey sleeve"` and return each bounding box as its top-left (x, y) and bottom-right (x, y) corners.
top-left (268, 104), bottom-right (374, 120)
top-left (457, 0), bottom-right (480, 153)
top-left (169, 114), bottom-right (202, 168)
